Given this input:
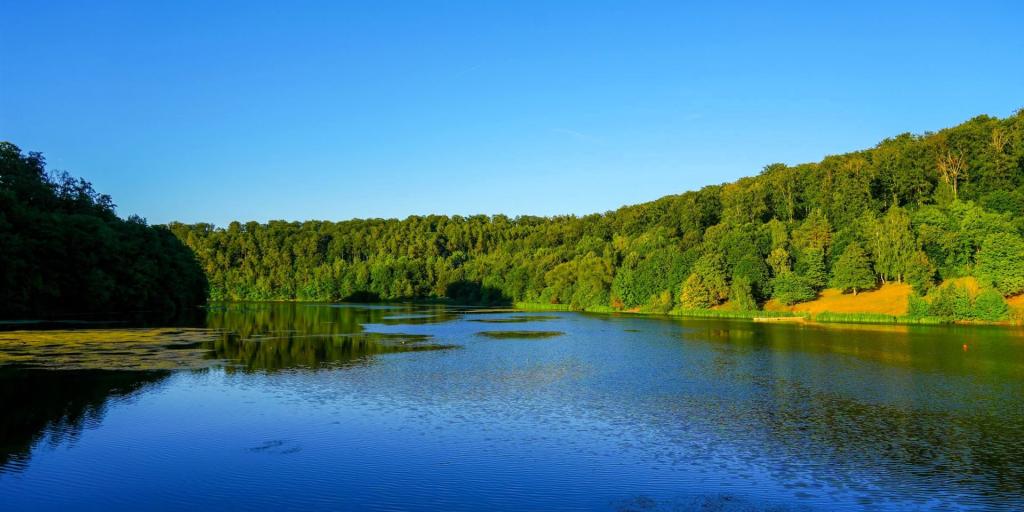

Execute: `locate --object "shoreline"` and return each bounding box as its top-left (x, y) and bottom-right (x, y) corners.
top-left (512, 302), bottom-right (1023, 328)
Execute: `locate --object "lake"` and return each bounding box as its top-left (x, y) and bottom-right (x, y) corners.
top-left (2, 303), bottom-right (1023, 511)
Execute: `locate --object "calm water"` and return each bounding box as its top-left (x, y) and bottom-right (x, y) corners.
top-left (1, 304), bottom-right (1023, 511)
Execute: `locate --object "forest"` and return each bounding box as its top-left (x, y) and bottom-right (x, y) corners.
top-left (0, 143), bottom-right (207, 319)
top-left (167, 111), bottom-right (1024, 322)
top-left (4, 112), bottom-right (1023, 322)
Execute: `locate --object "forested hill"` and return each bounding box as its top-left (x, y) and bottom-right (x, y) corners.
top-left (169, 110), bottom-right (1024, 319)
top-left (0, 143), bottom-right (208, 319)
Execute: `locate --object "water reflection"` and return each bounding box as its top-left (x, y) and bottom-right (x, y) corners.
top-left (665, 318), bottom-right (1024, 505)
top-left (1, 305), bottom-right (1023, 510)
top-left (0, 303), bottom-right (457, 372)
top-left (0, 367), bottom-right (169, 471)
top-left (204, 303), bottom-right (456, 371)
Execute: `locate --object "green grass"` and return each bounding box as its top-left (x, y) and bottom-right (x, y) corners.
top-left (669, 309), bottom-right (805, 319)
top-left (514, 302), bottom-right (616, 313)
top-left (515, 301), bottom-right (974, 326)
top-left (514, 302), bottom-right (574, 311)
top-left (812, 312), bottom-right (951, 325)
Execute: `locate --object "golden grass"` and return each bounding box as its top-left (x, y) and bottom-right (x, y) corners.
top-left (765, 283), bottom-right (913, 316)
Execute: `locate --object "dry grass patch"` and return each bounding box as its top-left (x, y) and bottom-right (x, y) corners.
top-left (765, 283), bottom-right (913, 316)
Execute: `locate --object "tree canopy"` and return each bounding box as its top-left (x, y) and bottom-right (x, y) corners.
top-left (163, 111), bottom-right (1024, 313)
top-left (0, 143), bottom-right (207, 318)
top-left (7, 110), bottom-right (1024, 319)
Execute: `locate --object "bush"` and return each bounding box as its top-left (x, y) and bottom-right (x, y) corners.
top-left (905, 250), bottom-right (936, 295)
top-left (929, 284), bottom-right (973, 319)
top-left (644, 289), bottom-right (674, 314)
top-left (973, 289), bottom-right (1009, 321)
top-left (771, 273), bottom-right (817, 305)
top-left (976, 233), bottom-right (1024, 296)
top-left (907, 294), bottom-right (930, 318)
top-left (730, 277), bottom-right (758, 311)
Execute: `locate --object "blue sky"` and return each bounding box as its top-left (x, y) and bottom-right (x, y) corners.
top-left (2, 1), bottom-right (1022, 226)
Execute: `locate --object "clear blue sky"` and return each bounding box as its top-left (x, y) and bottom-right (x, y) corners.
top-left (2, 1), bottom-right (1022, 226)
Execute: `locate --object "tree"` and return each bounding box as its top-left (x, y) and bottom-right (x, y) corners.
top-left (831, 243), bottom-right (875, 295)
top-left (678, 254), bottom-right (729, 309)
top-left (904, 250), bottom-right (936, 294)
top-left (125, 111), bottom-right (1023, 319)
top-left (771, 273), bottom-right (817, 305)
top-left (730, 277), bottom-right (758, 311)
top-left (0, 143), bottom-right (208, 318)
top-left (795, 248), bottom-right (827, 290)
top-left (936, 149), bottom-right (968, 200)
top-left (973, 289), bottom-right (1009, 321)
top-left (791, 208), bottom-right (831, 254)
top-left (976, 233), bottom-right (1024, 296)
top-left (863, 207), bottom-right (915, 283)
top-left (767, 248), bottom-right (791, 276)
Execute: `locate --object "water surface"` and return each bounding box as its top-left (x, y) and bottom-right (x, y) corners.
top-left (2, 303), bottom-right (1022, 511)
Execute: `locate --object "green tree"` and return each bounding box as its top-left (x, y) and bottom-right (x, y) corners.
top-left (976, 233), bottom-right (1024, 296)
top-left (678, 254), bottom-right (729, 309)
top-left (771, 273), bottom-right (817, 305)
top-left (795, 248), bottom-right (827, 290)
top-left (830, 243), bottom-right (875, 295)
top-left (730, 277), bottom-right (758, 311)
top-left (973, 289), bottom-right (1009, 321)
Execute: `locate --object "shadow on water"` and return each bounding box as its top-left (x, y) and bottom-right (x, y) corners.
top-left (0, 367), bottom-right (170, 472)
top-left (0, 303), bottom-right (460, 471)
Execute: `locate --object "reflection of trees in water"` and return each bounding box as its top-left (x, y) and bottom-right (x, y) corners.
top-left (203, 303), bottom-right (455, 372)
top-left (205, 302), bottom-right (457, 339)
top-left (680, 319), bottom-right (1024, 379)
top-left (669, 319), bottom-right (1024, 503)
top-left (757, 382), bottom-right (1024, 499)
top-left (0, 368), bottom-right (169, 472)
top-left (0, 304), bottom-right (460, 472)
top-left (207, 331), bottom-right (450, 372)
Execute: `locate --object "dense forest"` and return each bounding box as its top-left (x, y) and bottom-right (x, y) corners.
top-left (0, 143), bottom-right (207, 319)
top-left (6, 111), bottom-right (1024, 321)
top-left (167, 111), bottom-right (1024, 321)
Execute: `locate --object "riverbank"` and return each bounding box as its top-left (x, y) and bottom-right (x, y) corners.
top-left (513, 301), bottom-right (1021, 327)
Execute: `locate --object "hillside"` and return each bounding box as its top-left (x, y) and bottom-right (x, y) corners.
top-left (0, 143), bottom-right (208, 319)
top-left (164, 110), bottom-right (1024, 322)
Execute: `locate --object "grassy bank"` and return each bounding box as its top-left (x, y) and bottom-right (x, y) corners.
top-left (810, 312), bottom-right (951, 325)
top-left (513, 302), bottom-right (996, 327)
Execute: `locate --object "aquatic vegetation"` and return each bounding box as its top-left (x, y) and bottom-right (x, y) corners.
top-left (476, 330), bottom-right (564, 339)
top-left (0, 328), bottom-right (220, 370)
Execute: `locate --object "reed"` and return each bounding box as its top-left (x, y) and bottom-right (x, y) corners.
top-left (813, 312), bottom-right (951, 325)
top-left (669, 309), bottom-right (806, 320)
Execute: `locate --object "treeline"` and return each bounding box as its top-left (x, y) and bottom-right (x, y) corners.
top-left (0, 143), bottom-right (208, 319)
top-left (167, 111), bottom-right (1023, 318)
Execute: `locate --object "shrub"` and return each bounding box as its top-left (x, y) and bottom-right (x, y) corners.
top-left (644, 289), bottom-right (674, 314)
top-left (730, 277), bottom-right (758, 312)
top-left (771, 273), bottom-right (817, 305)
top-left (973, 289), bottom-right (1009, 321)
top-left (929, 284), bottom-right (972, 319)
top-left (907, 294), bottom-right (930, 318)
top-left (976, 233), bottom-right (1024, 296)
